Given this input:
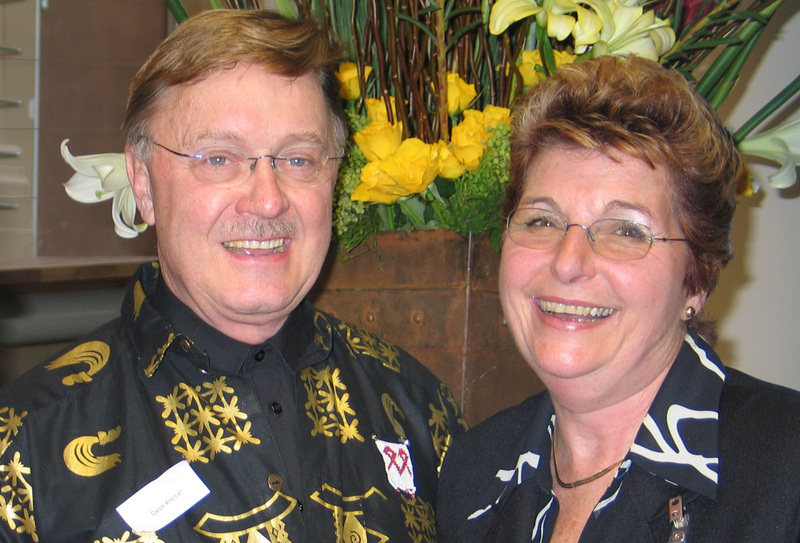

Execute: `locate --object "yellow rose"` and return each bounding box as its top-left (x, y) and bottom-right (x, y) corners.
top-left (353, 120), bottom-right (403, 162)
top-left (336, 62), bottom-right (372, 99)
top-left (446, 72), bottom-right (477, 115)
top-left (518, 50), bottom-right (543, 86)
top-left (434, 140), bottom-right (467, 179)
top-left (517, 49), bottom-right (577, 86)
top-left (389, 138), bottom-right (440, 192)
top-left (366, 97), bottom-right (398, 123)
top-left (352, 161), bottom-right (407, 204)
top-left (481, 104), bottom-right (512, 128)
top-left (451, 112), bottom-right (488, 171)
top-left (352, 138), bottom-right (439, 204)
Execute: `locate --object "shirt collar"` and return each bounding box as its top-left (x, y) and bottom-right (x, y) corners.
top-left (629, 333), bottom-right (726, 498)
top-left (470, 333), bottom-right (726, 519)
top-left (123, 262), bottom-right (331, 377)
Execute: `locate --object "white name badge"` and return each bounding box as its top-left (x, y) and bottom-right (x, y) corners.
top-left (117, 460), bottom-right (210, 533)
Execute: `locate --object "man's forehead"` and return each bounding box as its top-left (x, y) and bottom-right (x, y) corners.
top-left (152, 67), bottom-right (332, 146)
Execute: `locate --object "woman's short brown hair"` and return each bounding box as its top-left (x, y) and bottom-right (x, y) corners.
top-left (123, 9), bottom-right (347, 156)
top-left (506, 55), bottom-right (746, 342)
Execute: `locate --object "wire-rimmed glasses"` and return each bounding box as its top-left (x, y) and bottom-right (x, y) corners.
top-left (147, 138), bottom-right (344, 188)
top-left (506, 207), bottom-right (688, 261)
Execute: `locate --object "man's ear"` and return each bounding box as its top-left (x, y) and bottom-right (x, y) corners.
top-left (125, 145), bottom-right (156, 226)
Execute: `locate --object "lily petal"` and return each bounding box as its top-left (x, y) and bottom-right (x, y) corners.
top-left (649, 26), bottom-right (677, 57)
top-left (489, 0), bottom-right (543, 34)
top-left (765, 146), bottom-right (797, 189)
top-left (739, 120), bottom-right (800, 189)
top-left (111, 190), bottom-right (147, 238)
top-left (574, 4), bottom-right (604, 36)
top-left (611, 35), bottom-right (659, 60)
top-left (572, 18), bottom-right (603, 51)
top-left (605, 3), bottom-right (643, 42)
top-left (60, 139), bottom-right (128, 184)
top-left (548, 12), bottom-right (577, 40)
top-left (63, 171), bottom-right (114, 203)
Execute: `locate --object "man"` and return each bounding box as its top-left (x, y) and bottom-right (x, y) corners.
top-left (0, 10), bottom-right (465, 542)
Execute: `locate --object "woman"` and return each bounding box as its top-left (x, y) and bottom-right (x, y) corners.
top-left (436, 55), bottom-right (800, 542)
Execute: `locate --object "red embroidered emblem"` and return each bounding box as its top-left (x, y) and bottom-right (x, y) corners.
top-left (375, 437), bottom-right (416, 496)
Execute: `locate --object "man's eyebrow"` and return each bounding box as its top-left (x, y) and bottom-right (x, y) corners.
top-left (182, 131), bottom-right (244, 148)
top-left (182, 131), bottom-right (329, 150)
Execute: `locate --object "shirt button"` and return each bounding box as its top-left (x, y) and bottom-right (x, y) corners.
top-left (179, 337), bottom-right (192, 352)
top-left (254, 350), bottom-right (265, 361)
top-left (268, 474), bottom-right (284, 492)
top-left (270, 402), bottom-right (283, 415)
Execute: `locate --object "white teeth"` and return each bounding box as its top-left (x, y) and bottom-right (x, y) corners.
top-left (223, 239), bottom-right (287, 253)
top-left (538, 299), bottom-right (614, 321)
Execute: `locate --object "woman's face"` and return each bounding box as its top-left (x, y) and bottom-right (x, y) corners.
top-left (499, 147), bottom-right (705, 409)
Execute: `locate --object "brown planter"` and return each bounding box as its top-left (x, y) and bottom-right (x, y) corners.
top-left (309, 229), bottom-right (545, 426)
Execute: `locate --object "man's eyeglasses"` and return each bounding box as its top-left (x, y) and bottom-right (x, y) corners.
top-left (506, 207), bottom-right (688, 261)
top-left (146, 138), bottom-right (344, 188)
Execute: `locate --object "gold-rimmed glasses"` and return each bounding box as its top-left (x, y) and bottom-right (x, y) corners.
top-left (506, 207), bottom-right (688, 261)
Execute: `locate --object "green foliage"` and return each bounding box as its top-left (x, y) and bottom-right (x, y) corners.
top-left (437, 123), bottom-right (511, 244)
top-left (332, 110), bottom-right (379, 252)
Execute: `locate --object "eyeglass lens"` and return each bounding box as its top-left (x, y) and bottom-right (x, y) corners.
top-left (506, 207), bottom-right (656, 261)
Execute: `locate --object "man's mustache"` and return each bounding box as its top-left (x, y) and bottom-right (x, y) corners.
top-left (220, 217), bottom-right (295, 238)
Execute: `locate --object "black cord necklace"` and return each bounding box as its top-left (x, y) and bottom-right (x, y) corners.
top-left (551, 439), bottom-right (625, 489)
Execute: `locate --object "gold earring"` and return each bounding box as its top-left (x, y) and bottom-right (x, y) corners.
top-left (685, 307), bottom-right (696, 320)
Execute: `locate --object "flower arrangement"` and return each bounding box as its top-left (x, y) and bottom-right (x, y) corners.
top-left (63, 0), bottom-right (800, 253)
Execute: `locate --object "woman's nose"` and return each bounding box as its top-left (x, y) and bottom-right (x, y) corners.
top-left (551, 224), bottom-right (597, 281)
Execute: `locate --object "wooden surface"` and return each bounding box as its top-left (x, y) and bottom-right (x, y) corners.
top-left (310, 230), bottom-right (544, 425)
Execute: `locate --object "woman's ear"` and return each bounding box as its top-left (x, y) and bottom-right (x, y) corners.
top-left (125, 145), bottom-right (156, 226)
top-left (685, 290), bottom-right (708, 321)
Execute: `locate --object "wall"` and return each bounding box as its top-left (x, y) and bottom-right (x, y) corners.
top-left (36, 0), bottom-right (163, 256)
top-left (705, 1), bottom-right (800, 391)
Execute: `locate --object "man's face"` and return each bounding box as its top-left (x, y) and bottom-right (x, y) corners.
top-left (127, 64), bottom-right (337, 344)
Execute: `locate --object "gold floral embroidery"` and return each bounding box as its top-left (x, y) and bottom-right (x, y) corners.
top-left (156, 377), bottom-right (261, 463)
top-left (93, 530), bottom-right (164, 543)
top-left (301, 366), bottom-right (364, 443)
top-left (144, 334), bottom-right (176, 378)
top-left (63, 427), bottom-right (122, 477)
top-left (310, 484), bottom-right (389, 543)
top-left (337, 320), bottom-right (401, 372)
top-left (132, 280), bottom-right (146, 320)
top-left (312, 312), bottom-right (332, 350)
top-left (429, 384), bottom-right (467, 471)
top-left (194, 490), bottom-right (297, 542)
top-left (401, 494), bottom-right (437, 543)
top-left (0, 407), bottom-right (26, 458)
top-left (45, 341), bottom-right (110, 386)
top-left (381, 393), bottom-right (407, 439)
top-left (312, 311), bottom-right (401, 372)
top-left (0, 451), bottom-right (37, 541)
top-left (133, 263), bottom-right (159, 321)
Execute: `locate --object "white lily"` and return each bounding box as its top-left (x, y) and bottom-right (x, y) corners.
top-left (738, 119), bottom-right (800, 189)
top-left (592, 2), bottom-right (675, 60)
top-left (553, 0), bottom-right (609, 46)
top-left (489, 0), bottom-right (632, 58)
top-left (61, 139), bottom-right (147, 238)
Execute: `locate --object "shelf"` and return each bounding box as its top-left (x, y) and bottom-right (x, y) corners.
top-left (0, 256), bottom-right (155, 289)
